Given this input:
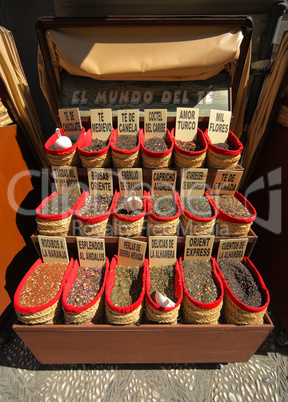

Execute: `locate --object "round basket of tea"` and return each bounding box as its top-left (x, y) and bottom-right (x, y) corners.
top-left (145, 261), bottom-right (183, 324)
top-left (105, 255), bottom-right (146, 325)
top-left (110, 129), bottom-right (140, 168)
top-left (77, 129), bottom-right (112, 168)
top-left (204, 130), bottom-right (244, 169)
top-left (206, 190), bottom-right (256, 237)
top-left (13, 258), bottom-right (73, 325)
top-left (62, 258), bottom-right (108, 324)
top-left (216, 257), bottom-right (270, 325)
top-left (172, 128), bottom-right (207, 168)
top-left (180, 256), bottom-right (224, 324)
top-left (44, 127), bottom-right (85, 166)
top-left (140, 129), bottom-right (174, 168)
top-left (36, 191), bottom-right (84, 236)
top-left (75, 191), bottom-right (116, 237)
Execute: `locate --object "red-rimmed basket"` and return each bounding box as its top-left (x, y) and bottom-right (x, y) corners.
top-left (112, 191), bottom-right (147, 236)
top-left (77, 128), bottom-right (112, 168)
top-left (110, 129), bottom-right (140, 167)
top-left (105, 255), bottom-right (146, 325)
top-left (36, 191), bottom-right (84, 236)
top-left (179, 194), bottom-right (217, 236)
top-left (75, 191), bottom-right (117, 237)
top-left (62, 257), bottom-right (109, 324)
top-left (216, 257), bottom-right (270, 325)
top-left (172, 128), bottom-right (207, 168)
top-left (140, 128), bottom-right (174, 168)
top-left (145, 259), bottom-right (183, 324)
top-left (204, 129), bottom-right (244, 169)
top-left (44, 127), bottom-right (86, 166)
top-left (180, 256), bottom-right (224, 324)
top-left (147, 191), bottom-right (181, 236)
top-left (206, 189), bottom-right (257, 237)
top-left (14, 258), bottom-right (73, 325)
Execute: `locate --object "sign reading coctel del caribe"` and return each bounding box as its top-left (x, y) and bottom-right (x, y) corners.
top-left (60, 73), bottom-right (230, 117)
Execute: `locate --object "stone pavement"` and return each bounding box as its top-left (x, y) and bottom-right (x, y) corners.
top-left (0, 308), bottom-right (288, 401)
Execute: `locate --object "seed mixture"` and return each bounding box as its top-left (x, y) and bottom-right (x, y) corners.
top-left (149, 264), bottom-right (176, 304)
top-left (182, 259), bottom-right (219, 303)
top-left (115, 196), bottom-right (143, 217)
top-left (218, 258), bottom-right (263, 307)
top-left (152, 194), bottom-right (177, 217)
top-left (66, 265), bottom-right (105, 307)
top-left (144, 137), bottom-right (169, 152)
top-left (78, 194), bottom-right (113, 217)
top-left (176, 138), bottom-right (203, 152)
top-left (182, 196), bottom-right (213, 218)
top-left (82, 138), bottom-right (108, 152)
top-left (49, 134), bottom-right (79, 150)
top-left (110, 265), bottom-right (143, 307)
top-left (114, 135), bottom-right (138, 150)
top-left (40, 193), bottom-right (80, 215)
top-left (18, 262), bottom-right (68, 307)
top-left (212, 194), bottom-right (252, 219)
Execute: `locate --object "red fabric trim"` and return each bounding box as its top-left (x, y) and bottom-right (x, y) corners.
top-left (110, 128), bottom-right (140, 154)
top-left (172, 128), bottom-right (207, 156)
top-left (45, 127), bottom-right (86, 156)
top-left (62, 257), bottom-right (109, 314)
top-left (147, 191), bottom-right (181, 221)
top-left (205, 190), bottom-right (257, 224)
top-left (140, 128), bottom-right (174, 158)
top-left (75, 191), bottom-right (116, 223)
top-left (145, 259), bottom-right (183, 311)
top-left (179, 194), bottom-right (217, 222)
top-left (36, 191), bottom-right (85, 221)
top-left (179, 256), bottom-right (224, 309)
top-left (216, 257), bottom-right (270, 313)
top-left (105, 255), bottom-right (146, 313)
top-left (204, 130), bottom-right (244, 156)
top-left (112, 191), bottom-right (147, 222)
top-left (13, 258), bottom-right (74, 314)
top-left (77, 128), bottom-right (112, 157)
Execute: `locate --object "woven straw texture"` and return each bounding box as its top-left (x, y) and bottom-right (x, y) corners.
top-left (112, 216), bottom-right (145, 237)
top-left (180, 214), bottom-right (216, 236)
top-left (222, 293), bottom-right (267, 325)
top-left (80, 151), bottom-right (111, 168)
top-left (112, 149), bottom-right (140, 167)
top-left (36, 215), bottom-right (74, 236)
top-left (276, 104), bottom-right (288, 127)
top-left (105, 302), bottom-right (144, 325)
top-left (63, 295), bottom-right (105, 324)
top-left (206, 148), bottom-right (241, 169)
top-left (216, 218), bottom-right (252, 237)
top-left (145, 299), bottom-right (180, 324)
top-left (16, 300), bottom-right (62, 325)
top-left (174, 149), bottom-right (206, 168)
top-left (182, 293), bottom-right (222, 325)
top-left (147, 216), bottom-right (179, 236)
top-left (46, 149), bottom-right (80, 166)
top-left (0, 101), bottom-right (13, 126)
top-left (142, 152), bottom-right (172, 168)
top-left (78, 216), bottom-right (110, 237)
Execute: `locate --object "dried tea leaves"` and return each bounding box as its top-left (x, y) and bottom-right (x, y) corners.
top-left (115, 135), bottom-right (138, 150)
top-left (116, 196), bottom-right (143, 217)
top-left (212, 195), bottom-right (252, 219)
top-left (152, 194), bottom-right (177, 217)
top-left (176, 138), bottom-right (203, 152)
top-left (110, 265), bottom-right (143, 307)
top-left (149, 264), bottom-right (176, 304)
top-left (40, 193), bottom-right (79, 215)
top-left (213, 141), bottom-right (236, 150)
top-left (78, 194), bottom-right (113, 217)
top-left (82, 138), bottom-right (108, 152)
top-left (144, 137), bottom-right (169, 152)
top-left (182, 196), bottom-right (213, 218)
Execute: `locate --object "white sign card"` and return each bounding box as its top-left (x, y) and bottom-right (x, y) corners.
top-left (51, 166), bottom-right (81, 196)
top-left (149, 236), bottom-right (177, 268)
top-left (180, 168), bottom-right (208, 197)
top-left (90, 108), bottom-right (112, 140)
top-left (175, 107), bottom-right (199, 141)
top-left (118, 237), bottom-right (147, 268)
top-left (211, 169), bottom-right (243, 195)
top-left (58, 108), bottom-right (82, 136)
top-left (38, 235), bottom-right (69, 264)
top-left (117, 109), bottom-right (139, 135)
top-left (217, 238), bottom-right (248, 261)
top-left (144, 109), bottom-right (167, 139)
top-left (207, 109), bottom-right (232, 144)
top-left (151, 169), bottom-right (177, 195)
top-left (118, 168), bottom-right (143, 196)
top-left (87, 168), bottom-right (113, 196)
top-left (77, 237), bottom-right (106, 268)
top-left (184, 235), bottom-right (214, 261)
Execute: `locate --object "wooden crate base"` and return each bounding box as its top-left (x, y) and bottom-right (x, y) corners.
top-left (13, 313), bottom-right (273, 364)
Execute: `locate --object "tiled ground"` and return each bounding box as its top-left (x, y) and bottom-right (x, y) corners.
top-left (0, 308), bottom-right (288, 401)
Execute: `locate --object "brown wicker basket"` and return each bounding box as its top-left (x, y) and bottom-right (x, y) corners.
top-left (141, 129), bottom-right (173, 168)
top-left (110, 129), bottom-right (140, 168)
top-left (172, 128), bottom-right (207, 168)
top-left (78, 128), bottom-right (112, 168)
top-left (147, 191), bottom-right (180, 236)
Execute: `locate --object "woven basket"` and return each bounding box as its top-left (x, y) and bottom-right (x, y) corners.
top-left (204, 130), bottom-right (244, 169)
top-left (16, 299), bottom-right (62, 325)
top-left (172, 128), bottom-right (207, 168)
top-left (180, 257), bottom-right (224, 325)
top-left (106, 302), bottom-right (144, 325)
top-left (64, 296), bottom-right (105, 324)
top-left (0, 100), bottom-right (13, 126)
top-left (147, 191), bottom-right (180, 236)
top-left (141, 129), bottom-right (173, 168)
top-left (111, 129), bottom-right (140, 168)
top-left (217, 257), bottom-right (270, 325)
top-left (78, 128), bottom-right (112, 168)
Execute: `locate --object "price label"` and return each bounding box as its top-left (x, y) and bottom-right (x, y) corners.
top-left (77, 237), bottom-right (106, 268)
top-left (38, 235), bottom-right (69, 264)
top-left (52, 166), bottom-right (81, 196)
top-left (211, 170), bottom-right (243, 195)
top-left (118, 168), bottom-right (143, 196)
top-left (217, 238), bottom-right (248, 261)
top-left (144, 109), bottom-right (167, 139)
top-left (118, 237), bottom-right (147, 268)
top-left (117, 109), bottom-right (139, 135)
top-left (207, 109), bottom-right (231, 144)
top-left (58, 108), bottom-right (82, 136)
top-left (184, 235), bottom-right (214, 261)
top-left (180, 168), bottom-right (208, 197)
top-left (87, 168), bottom-right (113, 196)
top-left (175, 107), bottom-right (199, 141)
top-left (90, 108), bottom-right (112, 140)
top-left (148, 236), bottom-right (177, 267)
top-left (151, 169), bottom-right (177, 195)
